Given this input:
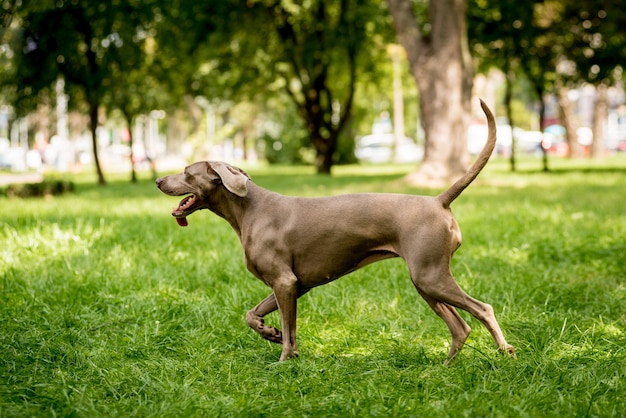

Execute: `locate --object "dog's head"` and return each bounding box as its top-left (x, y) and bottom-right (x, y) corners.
top-left (156, 161), bottom-right (250, 227)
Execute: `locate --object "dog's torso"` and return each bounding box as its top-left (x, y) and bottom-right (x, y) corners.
top-left (234, 183), bottom-right (459, 289)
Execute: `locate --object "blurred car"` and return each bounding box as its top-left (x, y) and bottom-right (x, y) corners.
top-left (0, 153), bottom-right (11, 169)
top-left (355, 134), bottom-right (423, 163)
top-left (541, 133), bottom-right (568, 156)
top-left (0, 147), bottom-right (26, 170)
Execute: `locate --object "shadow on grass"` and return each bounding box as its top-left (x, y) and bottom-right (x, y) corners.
top-left (501, 166), bottom-right (626, 176)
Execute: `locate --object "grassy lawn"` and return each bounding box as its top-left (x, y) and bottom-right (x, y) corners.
top-left (1, 156), bottom-right (625, 417)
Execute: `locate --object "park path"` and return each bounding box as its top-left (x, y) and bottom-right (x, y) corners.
top-left (0, 173), bottom-right (43, 187)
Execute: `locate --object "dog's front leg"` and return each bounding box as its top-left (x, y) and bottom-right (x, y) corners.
top-left (246, 288), bottom-right (311, 346)
top-left (272, 274), bottom-right (299, 361)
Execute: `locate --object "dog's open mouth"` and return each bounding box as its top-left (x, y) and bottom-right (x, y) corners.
top-left (172, 194), bottom-right (198, 227)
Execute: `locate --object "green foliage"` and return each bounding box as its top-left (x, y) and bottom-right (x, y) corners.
top-left (4, 0), bottom-right (626, 177)
top-left (468, 0), bottom-right (556, 96)
top-left (5, 0), bottom-right (155, 112)
top-left (1, 177), bottom-right (74, 197)
top-left (2, 0), bottom-right (163, 184)
top-left (241, 0), bottom-right (391, 172)
top-left (2, 0), bottom-right (395, 174)
top-left (261, 133), bottom-right (311, 165)
top-left (559, 0), bottom-right (626, 84)
top-left (255, 95), bottom-right (313, 165)
top-left (1, 157), bottom-right (626, 416)
top-left (469, 0), bottom-right (626, 88)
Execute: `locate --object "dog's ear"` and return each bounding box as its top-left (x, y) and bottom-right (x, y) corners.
top-left (210, 162), bottom-right (249, 197)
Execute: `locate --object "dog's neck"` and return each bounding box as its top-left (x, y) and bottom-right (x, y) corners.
top-left (210, 181), bottom-right (271, 239)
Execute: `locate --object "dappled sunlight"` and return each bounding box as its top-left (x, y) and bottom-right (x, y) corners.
top-left (0, 220), bottom-right (105, 272)
top-left (533, 317), bottom-right (626, 383)
top-left (303, 321), bottom-right (452, 362)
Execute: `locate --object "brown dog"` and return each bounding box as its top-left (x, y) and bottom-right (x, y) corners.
top-left (156, 100), bottom-right (515, 363)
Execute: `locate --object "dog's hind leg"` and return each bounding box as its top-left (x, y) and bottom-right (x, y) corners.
top-left (409, 264), bottom-right (515, 359)
top-left (416, 288), bottom-right (471, 364)
top-left (439, 282), bottom-right (515, 357)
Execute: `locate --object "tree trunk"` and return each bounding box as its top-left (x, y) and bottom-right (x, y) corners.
top-left (89, 102), bottom-right (107, 186)
top-left (386, 0), bottom-right (472, 187)
top-left (390, 45), bottom-right (406, 163)
top-left (504, 68), bottom-right (516, 172)
top-left (123, 110), bottom-right (137, 183)
top-left (292, 61), bottom-right (355, 175)
top-left (137, 115), bottom-right (158, 180)
top-left (312, 130), bottom-right (337, 175)
top-left (591, 84), bottom-right (608, 159)
top-left (315, 148), bottom-right (334, 175)
top-left (537, 96), bottom-right (549, 172)
top-left (557, 83), bottom-right (582, 158)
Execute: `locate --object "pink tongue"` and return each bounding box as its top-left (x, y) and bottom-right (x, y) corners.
top-left (176, 217), bottom-right (188, 227)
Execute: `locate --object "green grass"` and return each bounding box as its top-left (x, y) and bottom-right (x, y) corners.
top-left (1, 155), bottom-right (625, 417)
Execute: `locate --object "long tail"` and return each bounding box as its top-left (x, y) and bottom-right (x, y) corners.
top-left (437, 99), bottom-right (497, 208)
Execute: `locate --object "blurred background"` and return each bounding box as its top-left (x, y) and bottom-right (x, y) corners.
top-left (0, 0), bottom-right (624, 184)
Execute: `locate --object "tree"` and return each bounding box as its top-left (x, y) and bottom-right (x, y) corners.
top-left (386, 0), bottom-right (473, 187)
top-left (239, 0), bottom-right (389, 174)
top-left (271, 2), bottom-right (357, 174)
top-left (470, 0), bottom-right (626, 163)
top-left (5, 1), bottom-right (155, 185)
top-left (559, 0), bottom-right (626, 158)
top-left (155, 0), bottom-right (389, 174)
top-left (469, 0), bottom-right (538, 170)
top-left (106, 63), bottom-right (160, 182)
top-left (104, 3), bottom-right (161, 182)
top-left (469, 0), bottom-right (559, 171)
top-left (149, 1), bottom-right (227, 157)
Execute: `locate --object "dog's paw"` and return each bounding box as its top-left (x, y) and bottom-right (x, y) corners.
top-left (263, 327), bottom-right (283, 344)
top-left (246, 313), bottom-right (283, 344)
top-left (279, 349), bottom-right (299, 362)
top-left (500, 343), bottom-right (516, 358)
